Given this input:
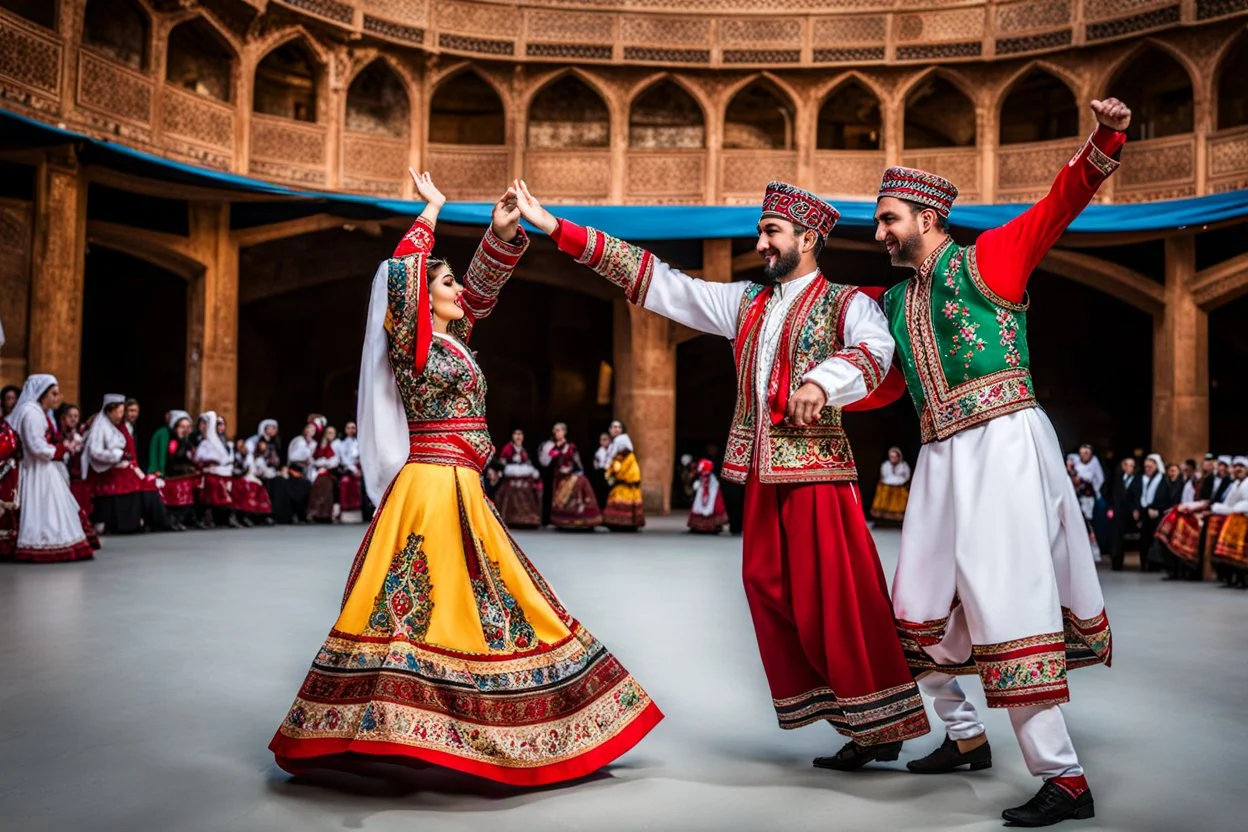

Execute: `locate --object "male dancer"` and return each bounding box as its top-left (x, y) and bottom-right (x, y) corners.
top-left (874, 97), bottom-right (1131, 826)
top-left (512, 178), bottom-right (929, 768)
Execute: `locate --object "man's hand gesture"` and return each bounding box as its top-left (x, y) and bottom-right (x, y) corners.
top-left (1090, 98), bottom-right (1131, 133)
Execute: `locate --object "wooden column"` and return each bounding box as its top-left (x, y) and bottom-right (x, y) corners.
top-left (1153, 234), bottom-right (1209, 470)
top-left (0, 198), bottom-right (33, 386)
top-left (186, 202), bottom-right (239, 430)
top-left (28, 148), bottom-right (87, 400)
top-left (613, 299), bottom-right (676, 515)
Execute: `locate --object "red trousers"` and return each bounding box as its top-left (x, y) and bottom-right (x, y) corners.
top-left (743, 476), bottom-right (929, 746)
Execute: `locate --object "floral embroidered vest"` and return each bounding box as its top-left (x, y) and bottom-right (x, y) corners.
top-left (883, 238), bottom-right (1035, 444)
top-left (722, 278), bottom-right (859, 485)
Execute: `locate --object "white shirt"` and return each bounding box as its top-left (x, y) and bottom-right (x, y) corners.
top-left (641, 262), bottom-right (894, 421)
top-left (880, 460), bottom-right (912, 486)
top-left (593, 446), bottom-right (612, 470)
top-left (1140, 473), bottom-right (1163, 508)
top-left (1212, 477), bottom-right (1248, 515)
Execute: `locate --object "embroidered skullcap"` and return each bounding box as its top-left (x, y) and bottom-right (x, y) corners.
top-left (1218, 455), bottom-right (1233, 466)
top-left (1234, 456), bottom-right (1248, 467)
top-left (878, 166), bottom-right (959, 219)
top-left (760, 181), bottom-right (840, 241)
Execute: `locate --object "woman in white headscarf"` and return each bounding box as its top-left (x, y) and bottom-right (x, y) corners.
top-left (83, 394), bottom-right (170, 534)
top-left (269, 173), bottom-right (660, 786)
top-left (1136, 453), bottom-right (1171, 571)
top-left (603, 420), bottom-right (645, 530)
top-left (193, 411), bottom-right (238, 528)
top-left (870, 446), bottom-right (911, 526)
top-left (9, 374), bottom-right (97, 562)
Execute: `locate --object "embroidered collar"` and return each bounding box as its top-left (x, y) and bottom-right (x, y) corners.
top-left (914, 236), bottom-right (954, 282)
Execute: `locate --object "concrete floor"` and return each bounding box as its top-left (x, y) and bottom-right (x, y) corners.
top-left (1, 516), bottom-right (1244, 832)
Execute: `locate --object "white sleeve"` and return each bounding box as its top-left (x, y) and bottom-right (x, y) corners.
top-left (1211, 502), bottom-right (1233, 515)
top-left (537, 441), bottom-right (555, 467)
top-left (641, 262), bottom-right (750, 339)
top-left (801, 292), bottom-right (895, 409)
top-left (16, 409), bottom-right (59, 462)
top-left (88, 430), bottom-right (125, 469)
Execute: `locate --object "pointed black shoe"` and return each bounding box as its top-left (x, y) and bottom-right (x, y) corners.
top-left (1002, 781), bottom-right (1095, 827)
top-left (907, 734), bottom-right (992, 773)
top-left (812, 740), bottom-right (902, 771)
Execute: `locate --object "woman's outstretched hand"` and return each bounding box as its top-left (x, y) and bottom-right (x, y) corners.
top-left (409, 168), bottom-right (446, 207)
top-left (492, 187), bottom-right (522, 242)
top-left (512, 180), bottom-right (559, 235)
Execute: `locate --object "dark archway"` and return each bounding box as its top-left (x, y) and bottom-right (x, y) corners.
top-left (83, 0), bottom-right (149, 70)
top-left (166, 17), bottom-right (233, 102)
top-left (724, 79), bottom-right (794, 150)
top-left (1210, 293), bottom-right (1248, 453)
top-left (430, 70), bottom-right (505, 145)
top-left (630, 80), bottom-right (705, 149)
top-left (81, 245), bottom-right (187, 466)
top-left (1000, 69), bottom-right (1079, 144)
top-left (817, 79), bottom-right (882, 150)
top-left (527, 75), bottom-right (610, 149)
top-left (346, 60), bottom-right (409, 138)
top-left (904, 75), bottom-right (976, 149)
top-left (253, 39), bottom-right (320, 122)
top-left (1, 0), bottom-right (57, 29)
top-left (1107, 47), bottom-right (1194, 140)
top-left (1216, 32), bottom-right (1248, 130)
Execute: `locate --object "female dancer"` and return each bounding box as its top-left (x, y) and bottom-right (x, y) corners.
top-left (269, 172), bottom-right (661, 786)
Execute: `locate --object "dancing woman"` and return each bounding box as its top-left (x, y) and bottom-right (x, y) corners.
top-left (269, 172), bottom-right (661, 786)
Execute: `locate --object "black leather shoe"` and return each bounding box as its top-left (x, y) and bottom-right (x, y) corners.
top-left (1002, 781), bottom-right (1095, 827)
top-left (812, 740), bottom-right (902, 771)
top-left (906, 734), bottom-right (992, 773)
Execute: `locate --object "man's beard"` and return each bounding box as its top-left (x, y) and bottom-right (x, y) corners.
top-left (754, 246), bottom-right (802, 285)
top-left (889, 230), bottom-right (926, 268)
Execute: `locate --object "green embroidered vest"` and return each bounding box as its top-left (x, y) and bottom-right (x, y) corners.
top-left (884, 238), bottom-right (1036, 443)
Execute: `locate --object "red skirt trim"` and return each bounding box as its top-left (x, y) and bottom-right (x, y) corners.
top-left (339, 474), bottom-right (363, 512)
top-left (12, 539), bottom-right (95, 563)
top-left (232, 479), bottom-right (273, 515)
top-left (159, 475), bottom-right (200, 508)
top-left (270, 701), bottom-right (662, 787)
top-left (199, 474), bottom-right (234, 507)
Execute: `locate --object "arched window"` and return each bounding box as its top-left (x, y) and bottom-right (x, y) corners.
top-left (166, 18), bottom-right (233, 103)
top-left (817, 80), bottom-right (881, 151)
top-left (527, 75), bottom-right (609, 149)
top-left (999, 69), bottom-right (1079, 144)
top-left (1107, 47), bottom-right (1194, 140)
top-left (346, 60), bottom-right (409, 138)
top-left (1217, 33), bottom-right (1248, 130)
top-left (83, 0), bottom-right (148, 70)
top-left (1, 0), bottom-right (57, 29)
top-left (253, 40), bottom-right (319, 123)
top-left (429, 70), bottom-right (505, 145)
top-left (629, 80), bottom-right (705, 149)
top-left (724, 79), bottom-right (794, 151)
top-left (904, 75), bottom-right (976, 149)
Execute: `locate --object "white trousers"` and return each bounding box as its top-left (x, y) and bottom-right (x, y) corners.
top-left (921, 671), bottom-right (1082, 779)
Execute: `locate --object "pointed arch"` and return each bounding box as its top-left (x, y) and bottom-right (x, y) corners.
top-left (817, 76), bottom-right (882, 151)
top-left (83, 0), bottom-right (151, 71)
top-left (723, 76), bottom-right (796, 151)
top-left (629, 77), bottom-right (706, 149)
top-left (998, 67), bottom-right (1079, 145)
top-left (1104, 42), bottom-right (1196, 140)
top-left (166, 15), bottom-right (236, 103)
top-left (1214, 29), bottom-right (1248, 130)
top-left (904, 70), bottom-right (976, 149)
top-left (430, 67), bottom-right (506, 145)
top-left (345, 58), bottom-right (410, 138)
top-left (253, 34), bottom-right (324, 123)
top-left (527, 72), bottom-right (611, 149)
top-left (1, 0), bottom-right (58, 29)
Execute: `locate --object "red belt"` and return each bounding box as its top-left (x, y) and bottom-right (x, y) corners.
top-left (408, 418), bottom-right (492, 473)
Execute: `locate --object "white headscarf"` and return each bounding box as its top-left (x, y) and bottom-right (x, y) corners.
top-left (1071, 449), bottom-right (1105, 494)
top-left (358, 260), bottom-right (409, 504)
top-left (610, 432), bottom-right (634, 457)
top-left (168, 410), bottom-right (191, 430)
top-left (195, 411), bottom-right (233, 474)
top-left (14, 373), bottom-right (57, 416)
top-left (82, 394), bottom-right (127, 479)
top-left (245, 418), bottom-right (278, 453)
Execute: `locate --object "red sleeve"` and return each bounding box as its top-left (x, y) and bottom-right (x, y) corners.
top-left (975, 125), bottom-right (1126, 304)
top-left (551, 219), bottom-right (591, 260)
top-left (392, 217), bottom-right (435, 257)
top-left (53, 444), bottom-right (68, 461)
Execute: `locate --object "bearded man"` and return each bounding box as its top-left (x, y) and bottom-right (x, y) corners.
top-left (873, 98), bottom-right (1131, 827)
top-left (512, 178), bottom-right (929, 769)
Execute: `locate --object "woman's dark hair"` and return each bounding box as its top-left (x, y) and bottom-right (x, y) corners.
top-left (56, 403), bottom-right (80, 424)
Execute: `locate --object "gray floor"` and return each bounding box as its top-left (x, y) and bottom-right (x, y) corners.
top-left (1, 517), bottom-right (1244, 832)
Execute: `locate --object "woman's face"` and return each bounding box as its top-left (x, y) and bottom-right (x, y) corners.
top-left (106, 404), bottom-right (124, 426)
top-left (512, 430), bottom-right (524, 446)
top-left (174, 418), bottom-right (191, 438)
top-left (609, 422), bottom-right (622, 438)
top-left (217, 418), bottom-right (227, 436)
top-left (429, 265), bottom-right (465, 324)
top-left (888, 449), bottom-right (901, 464)
top-left (198, 418), bottom-right (208, 435)
top-left (1144, 458), bottom-right (1158, 476)
top-left (553, 425), bottom-right (566, 442)
top-left (599, 433), bottom-right (610, 448)
top-left (41, 385), bottom-right (62, 411)
top-left (1, 389), bottom-right (16, 414)
top-left (62, 407), bottom-right (80, 431)
top-left (264, 424), bottom-right (277, 439)
top-left (125, 403), bottom-right (139, 423)
top-left (303, 424), bottom-right (317, 440)
top-left (345, 422), bottom-right (357, 438)
top-left (324, 426), bottom-right (337, 443)
top-left (1079, 447), bottom-right (1093, 463)
top-left (235, 439), bottom-right (246, 453)
top-left (1167, 464), bottom-right (1180, 480)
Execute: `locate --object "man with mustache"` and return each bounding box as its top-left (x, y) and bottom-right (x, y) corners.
top-left (512, 178), bottom-right (930, 770)
top-left (874, 97), bottom-right (1131, 827)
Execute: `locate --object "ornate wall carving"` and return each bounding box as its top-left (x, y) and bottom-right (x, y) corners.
top-left (524, 149), bottom-right (612, 200)
top-left (0, 15), bottom-right (61, 96)
top-left (1207, 128), bottom-right (1248, 190)
top-left (250, 113), bottom-right (328, 184)
top-left (813, 151), bottom-right (888, 197)
top-left (426, 145), bottom-right (512, 199)
top-left (721, 150), bottom-right (798, 202)
top-left (900, 148), bottom-right (981, 201)
top-left (162, 86), bottom-right (235, 150)
top-left (77, 50), bottom-right (154, 126)
top-left (626, 151), bottom-right (706, 200)
top-left (996, 138), bottom-right (1075, 194)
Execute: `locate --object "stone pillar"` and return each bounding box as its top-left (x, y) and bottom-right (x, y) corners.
top-left (28, 148), bottom-right (87, 400)
top-left (613, 300), bottom-right (676, 514)
top-left (1152, 234), bottom-right (1209, 468)
top-left (186, 202), bottom-right (239, 430)
top-left (0, 198), bottom-right (33, 386)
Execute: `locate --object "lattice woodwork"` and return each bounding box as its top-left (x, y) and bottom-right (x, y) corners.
top-left (438, 1), bottom-right (518, 37)
top-left (1085, 0), bottom-right (1172, 19)
top-left (997, 30), bottom-right (1073, 55)
top-left (363, 16), bottom-right (426, 44)
top-left (997, 0), bottom-right (1072, 31)
top-left (896, 9), bottom-right (986, 42)
top-left (622, 47), bottom-right (710, 63)
top-left (162, 135), bottom-right (232, 170)
top-left (343, 133), bottom-right (410, 180)
top-left (0, 200), bottom-right (30, 362)
top-left (900, 149), bottom-right (980, 201)
top-left (342, 175), bottom-right (405, 197)
top-left (162, 86), bottom-right (234, 150)
top-left (620, 16), bottom-right (711, 46)
top-left (721, 151), bottom-right (798, 198)
top-left (1086, 5), bottom-right (1180, 40)
top-left (0, 16), bottom-right (61, 95)
top-left (812, 150), bottom-right (887, 197)
top-left (812, 15), bottom-right (886, 44)
top-left (78, 51), bottom-right (153, 126)
top-left (1198, 0), bottom-right (1248, 19)
top-left (249, 158), bottom-right (327, 185)
top-left (720, 19), bottom-right (804, 45)
top-left (996, 139), bottom-right (1075, 190)
top-left (427, 145), bottom-right (512, 199)
top-left (527, 43), bottom-right (614, 60)
top-left (626, 151), bottom-right (706, 197)
top-left (527, 9), bottom-right (615, 42)
top-left (364, 0), bottom-right (429, 26)
top-left (524, 150), bottom-right (611, 198)
top-left (814, 46), bottom-right (887, 62)
top-left (1114, 184), bottom-right (1196, 202)
top-left (723, 49), bottom-right (802, 64)
top-left (251, 114), bottom-right (327, 166)
top-left (1118, 136), bottom-right (1195, 187)
top-left (897, 42), bottom-right (984, 60)
top-left (439, 33), bottom-right (515, 55)
top-left (1207, 129), bottom-right (1248, 178)
top-left (278, 0), bottom-right (354, 24)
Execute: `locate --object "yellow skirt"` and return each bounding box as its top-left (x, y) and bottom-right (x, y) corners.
top-left (870, 483), bottom-right (909, 523)
top-left (270, 463), bottom-right (662, 785)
